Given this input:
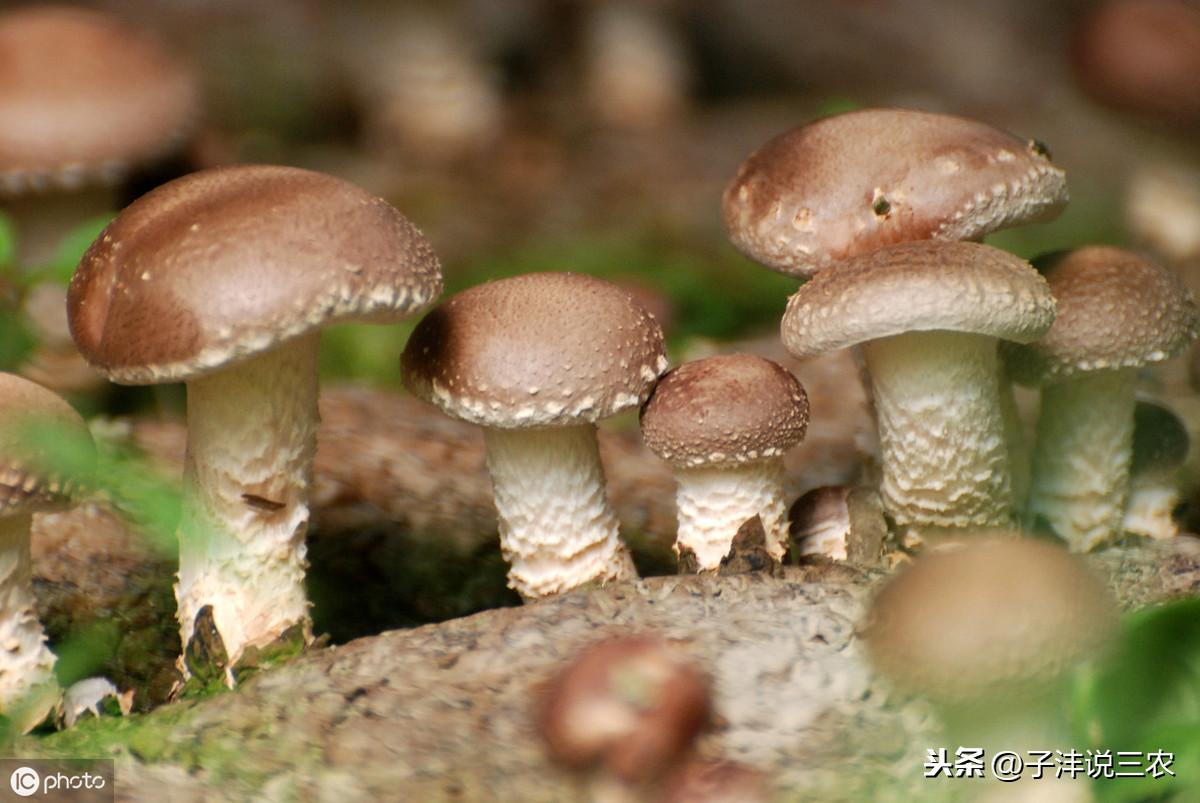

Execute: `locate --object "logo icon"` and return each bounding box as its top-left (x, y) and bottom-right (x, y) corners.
top-left (9, 766), bottom-right (39, 797)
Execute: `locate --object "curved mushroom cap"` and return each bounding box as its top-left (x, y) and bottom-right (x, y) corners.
top-left (1005, 247), bottom-right (1198, 386)
top-left (68, 165), bottom-right (443, 384)
top-left (640, 354), bottom-right (808, 469)
top-left (0, 6), bottom-right (199, 195)
top-left (723, 108), bottom-right (1068, 277)
top-left (781, 240), bottom-right (1056, 359)
top-left (1070, 0), bottom-right (1200, 128)
top-left (862, 536), bottom-right (1117, 704)
top-left (0, 373), bottom-right (94, 514)
top-left (536, 635), bottom-right (712, 783)
top-left (402, 272), bottom-right (668, 429)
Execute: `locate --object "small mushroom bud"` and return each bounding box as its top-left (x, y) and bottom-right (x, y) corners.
top-left (536, 635), bottom-right (713, 794)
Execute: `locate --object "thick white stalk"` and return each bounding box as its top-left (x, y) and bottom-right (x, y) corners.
top-left (484, 425), bottom-right (635, 600)
top-left (176, 334), bottom-right (319, 663)
top-left (0, 512), bottom-right (59, 732)
top-left (673, 460), bottom-right (788, 570)
top-left (1028, 370), bottom-right (1135, 552)
top-left (862, 331), bottom-right (1013, 531)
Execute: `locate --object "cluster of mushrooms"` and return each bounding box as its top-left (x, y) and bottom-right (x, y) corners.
top-left (0, 43), bottom-right (1192, 764)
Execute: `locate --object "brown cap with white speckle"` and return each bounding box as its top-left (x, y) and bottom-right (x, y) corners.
top-left (0, 373), bottom-right (93, 514)
top-left (402, 272), bottom-right (668, 428)
top-left (68, 164), bottom-right (443, 384)
top-left (781, 241), bottom-right (1056, 359)
top-left (1005, 246), bottom-right (1199, 385)
top-left (640, 354), bottom-right (808, 468)
top-left (0, 6), bottom-right (199, 195)
top-left (723, 108), bottom-right (1068, 277)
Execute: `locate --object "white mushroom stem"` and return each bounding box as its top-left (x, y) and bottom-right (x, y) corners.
top-left (1027, 369), bottom-right (1136, 552)
top-left (483, 424), bottom-right (636, 600)
top-left (176, 334), bottom-right (318, 665)
top-left (672, 460), bottom-right (789, 570)
top-left (1122, 471), bottom-right (1180, 540)
top-left (861, 331), bottom-right (1013, 531)
top-left (0, 511), bottom-right (59, 732)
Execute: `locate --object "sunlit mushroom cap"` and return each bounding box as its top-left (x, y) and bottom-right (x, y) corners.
top-left (67, 165), bottom-right (443, 384)
top-left (402, 272), bottom-right (668, 428)
top-left (862, 536), bottom-right (1117, 704)
top-left (1005, 246), bottom-right (1199, 385)
top-left (0, 6), bottom-right (199, 195)
top-left (723, 108), bottom-right (1068, 277)
top-left (0, 373), bottom-right (93, 514)
top-left (640, 354), bottom-right (808, 469)
top-left (781, 241), bottom-right (1056, 359)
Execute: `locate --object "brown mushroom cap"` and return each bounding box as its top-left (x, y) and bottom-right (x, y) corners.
top-left (402, 272), bottom-right (667, 429)
top-left (781, 241), bottom-right (1056, 358)
top-left (862, 536), bottom-right (1117, 703)
top-left (723, 108), bottom-right (1068, 277)
top-left (68, 164), bottom-right (442, 384)
top-left (1004, 246), bottom-right (1199, 385)
top-left (640, 354), bottom-right (808, 469)
top-left (536, 635), bottom-right (713, 783)
top-left (0, 6), bottom-right (199, 194)
top-left (1070, 0), bottom-right (1200, 128)
top-left (0, 373), bottom-right (93, 514)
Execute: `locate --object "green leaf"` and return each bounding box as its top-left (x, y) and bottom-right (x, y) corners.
top-left (0, 211), bottom-right (16, 269)
top-left (1072, 598), bottom-right (1200, 801)
top-left (26, 214), bottom-right (113, 287)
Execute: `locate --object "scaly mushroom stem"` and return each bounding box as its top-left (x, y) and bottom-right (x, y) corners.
top-left (673, 460), bottom-right (788, 570)
top-left (0, 511), bottom-right (59, 731)
top-left (176, 334), bottom-right (318, 664)
top-left (1028, 369), bottom-right (1135, 551)
top-left (1122, 472), bottom-right (1180, 540)
top-left (861, 331), bottom-right (1013, 532)
top-left (484, 424), bottom-right (635, 600)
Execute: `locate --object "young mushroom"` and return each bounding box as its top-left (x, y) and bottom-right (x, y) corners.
top-left (722, 107), bottom-right (1068, 278)
top-left (1123, 400), bottom-right (1190, 540)
top-left (68, 165), bottom-right (442, 667)
top-left (639, 354), bottom-right (808, 570)
top-left (536, 635), bottom-right (713, 800)
top-left (1005, 247), bottom-right (1199, 551)
top-left (863, 536), bottom-right (1117, 751)
top-left (781, 241), bottom-right (1056, 536)
top-left (402, 272), bottom-right (667, 599)
top-left (0, 373), bottom-right (94, 733)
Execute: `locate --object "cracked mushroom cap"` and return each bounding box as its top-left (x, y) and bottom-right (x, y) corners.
top-left (781, 240), bottom-right (1056, 359)
top-left (862, 536), bottom-right (1117, 703)
top-left (0, 373), bottom-right (93, 514)
top-left (1005, 246), bottom-right (1199, 386)
top-left (640, 353), bottom-right (808, 469)
top-left (536, 636), bottom-right (713, 783)
top-left (402, 272), bottom-right (668, 428)
top-left (723, 108), bottom-right (1068, 277)
top-left (68, 164), bottom-right (443, 384)
top-left (0, 6), bottom-right (199, 195)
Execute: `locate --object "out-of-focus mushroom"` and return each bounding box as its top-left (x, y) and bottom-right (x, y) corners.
top-left (862, 536), bottom-right (1117, 746)
top-left (723, 108), bottom-right (1067, 278)
top-left (536, 635), bottom-right (713, 798)
top-left (0, 373), bottom-right (94, 733)
top-left (1005, 247), bottom-right (1198, 551)
top-left (639, 354), bottom-right (808, 570)
top-left (789, 485), bottom-right (886, 564)
top-left (1125, 162), bottom-right (1200, 264)
top-left (782, 241), bottom-right (1056, 536)
top-left (402, 272), bottom-right (667, 599)
top-left (0, 5), bottom-right (198, 268)
top-left (1122, 400), bottom-right (1190, 540)
top-left (1070, 0), bottom-right (1200, 129)
top-left (68, 164), bottom-right (442, 669)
